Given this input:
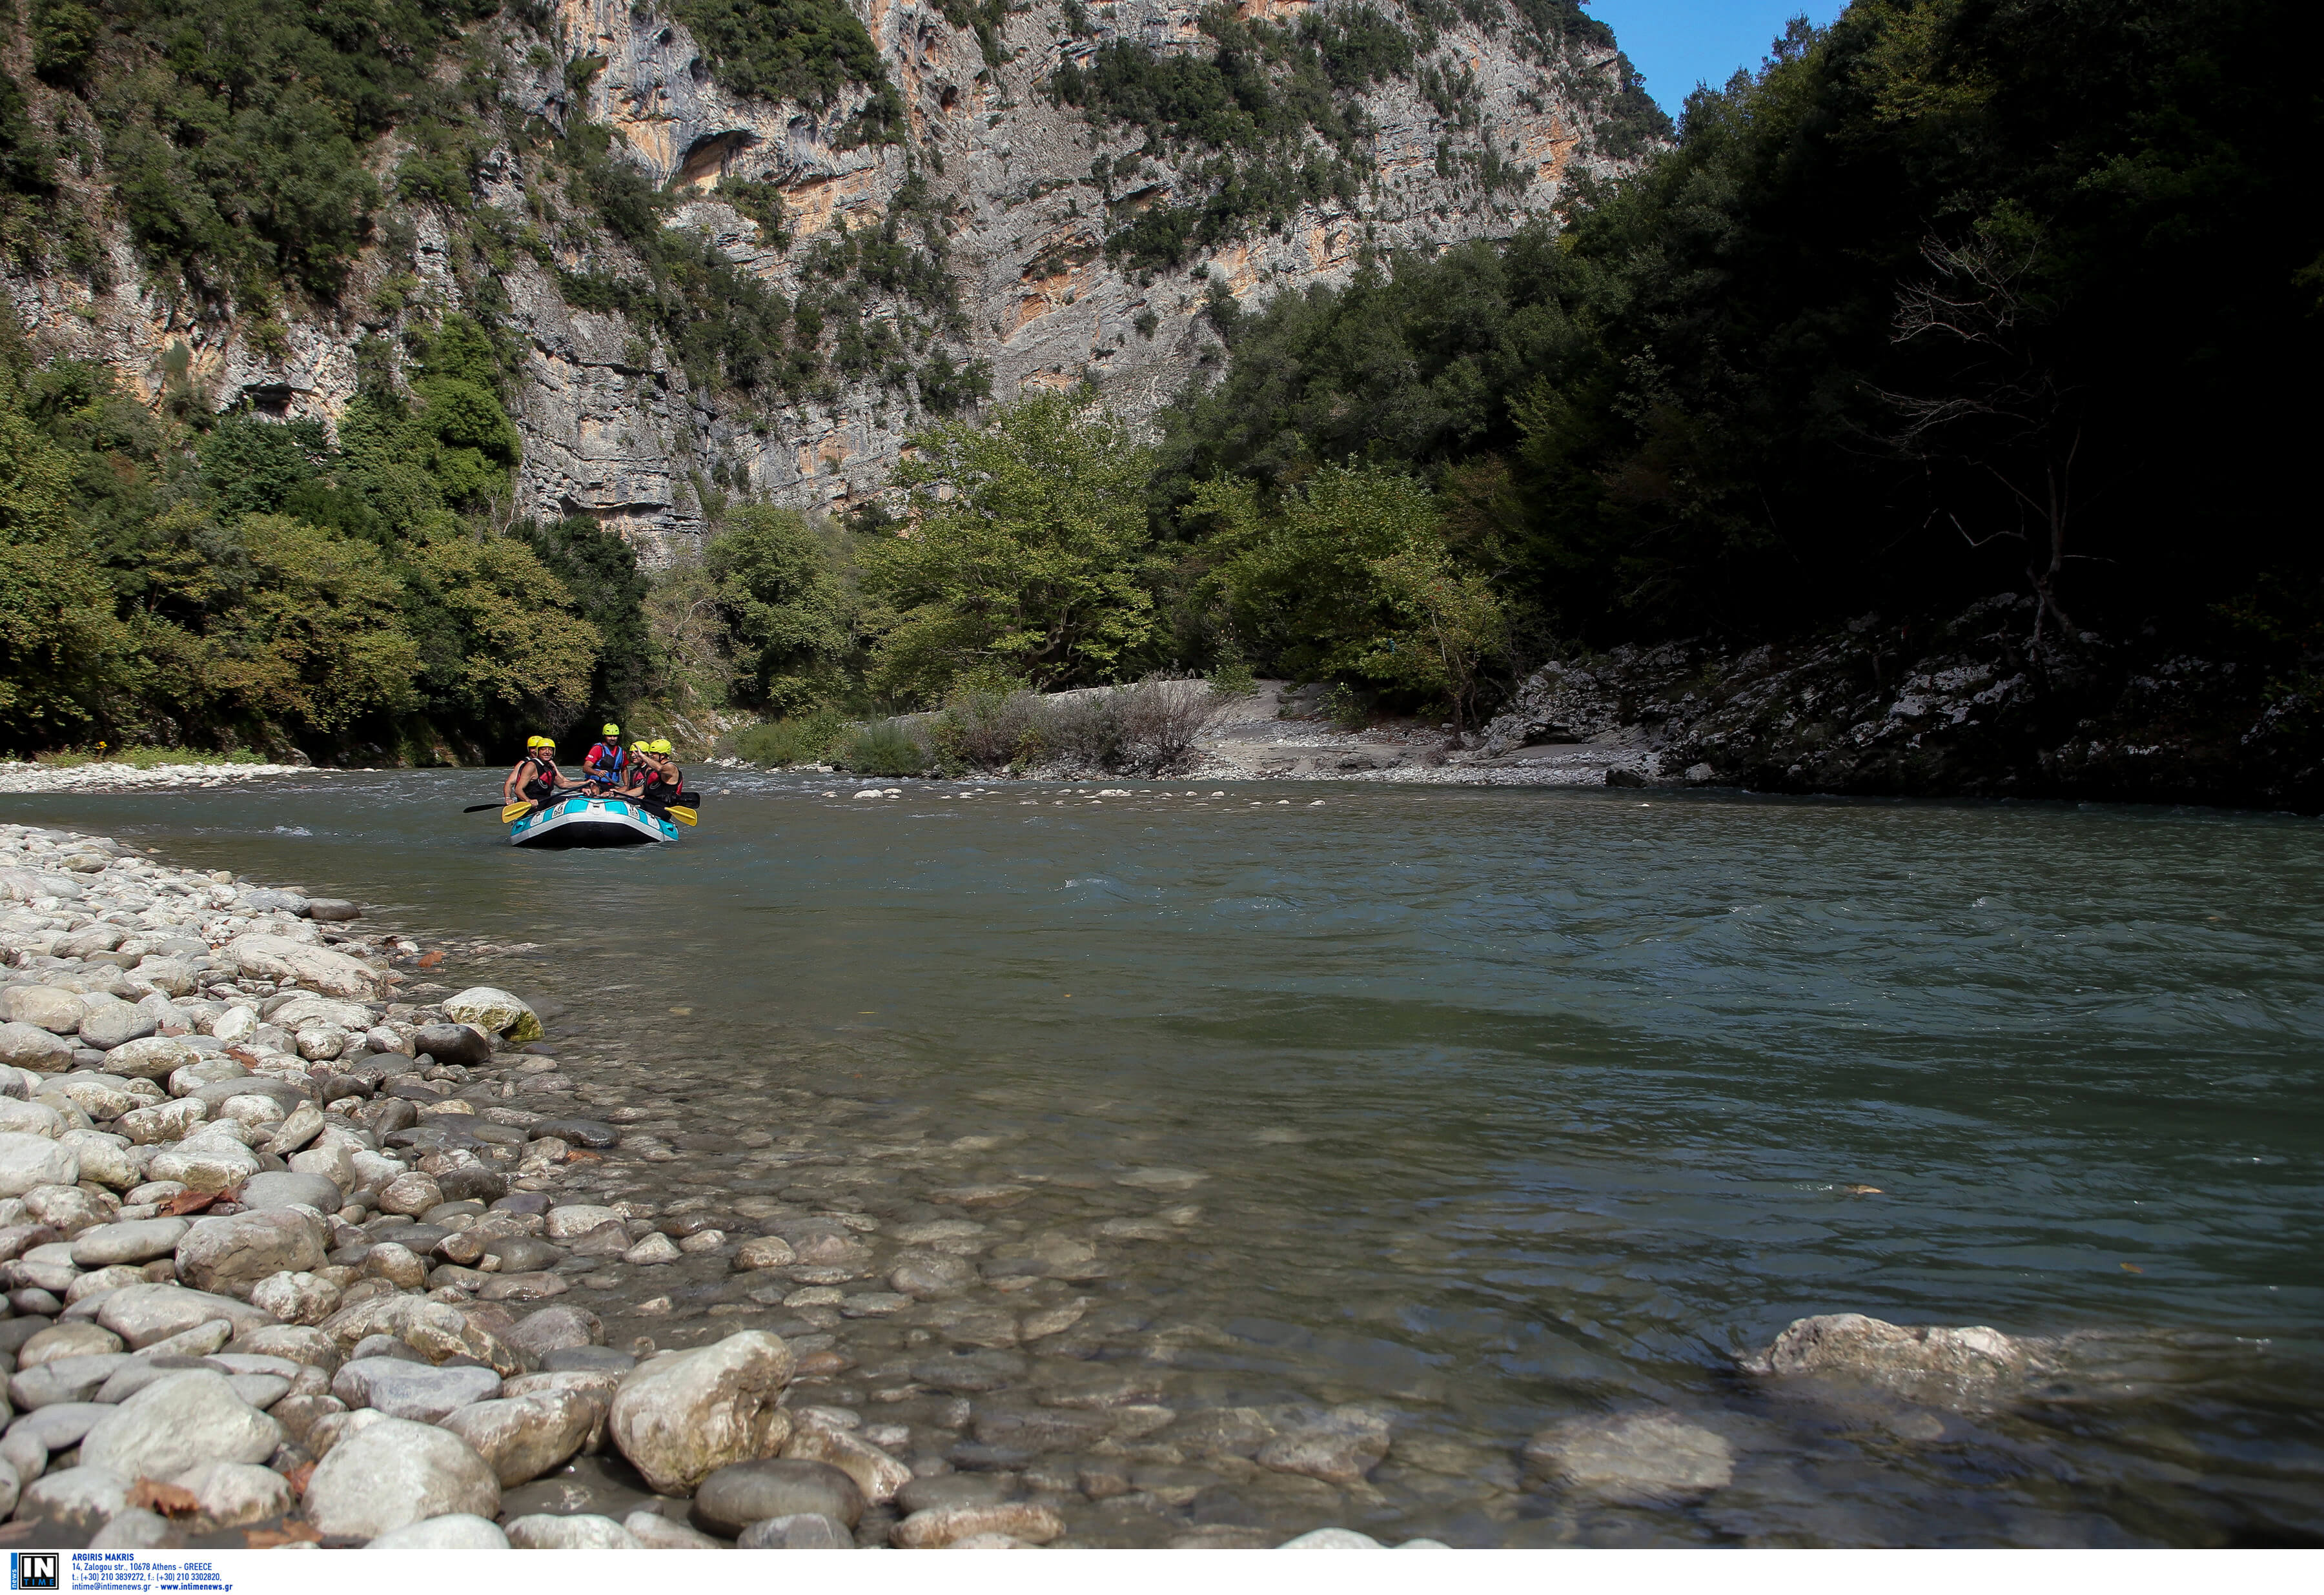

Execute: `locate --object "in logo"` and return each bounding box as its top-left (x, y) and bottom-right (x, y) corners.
top-left (9, 1552), bottom-right (58, 1591)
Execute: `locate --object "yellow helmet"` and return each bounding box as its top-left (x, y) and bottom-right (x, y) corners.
top-left (602, 723), bottom-right (620, 737)
top-left (652, 738), bottom-right (673, 754)
top-left (526, 735), bottom-right (550, 748)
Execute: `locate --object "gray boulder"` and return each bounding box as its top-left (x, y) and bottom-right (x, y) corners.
top-left (608, 1330), bottom-right (797, 1495)
top-left (332, 1358), bottom-right (502, 1422)
top-left (17, 1465), bottom-right (131, 1534)
top-left (436, 1392), bottom-right (599, 1487)
top-left (303, 1417), bottom-right (500, 1539)
top-left (367, 1513), bottom-right (509, 1549)
top-left (0, 988), bottom-right (85, 1033)
top-left (1520, 1411), bottom-right (1736, 1503)
top-left (77, 999), bottom-right (157, 1050)
top-left (174, 1207), bottom-right (328, 1299)
top-left (80, 1372), bottom-right (283, 1481)
top-left (411, 1023), bottom-right (491, 1069)
top-left (0, 1131), bottom-right (76, 1197)
top-left (504, 1513), bottom-right (638, 1549)
top-left (238, 1170), bottom-right (344, 1214)
top-left (71, 1218), bottom-right (188, 1265)
top-left (0, 1022), bottom-right (72, 1072)
top-left (691, 1458), bottom-right (864, 1536)
top-left (738, 1512), bottom-right (853, 1549)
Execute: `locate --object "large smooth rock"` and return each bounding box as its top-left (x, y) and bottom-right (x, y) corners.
top-left (436, 1391), bottom-right (598, 1487)
top-left (739, 1512), bottom-right (853, 1549)
top-left (505, 1513), bottom-right (638, 1549)
top-left (316, 1294), bottom-right (523, 1376)
top-left (12, 1360), bottom-right (128, 1416)
top-left (332, 1358), bottom-right (502, 1422)
top-left (782, 1419), bottom-right (912, 1506)
top-left (59, 1130), bottom-right (137, 1192)
top-left (96, 1283), bottom-right (270, 1348)
top-left (147, 1138), bottom-right (259, 1194)
top-left (691, 1458), bottom-right (864, 1536)
top-left (229, 1323), bottom-right (343, 1373)
top-left (0, 988), bottom-right (85, 1034)
top-left (1740, 1314), bottom-right (2030, 1405)
top-left (625, 1509), bottom-right (724, 1549)
top-left (116, 1097), bottom-right (206, 1145)
top-left (0, 1022), bottom-right (72, 1072)
top-left (77, 1001), bottom-right (157, 1050)
top-left (17, 1323), bottom-right (123, 1368)
top-left (1521, 1411), bottom-right (1736, 1503)
top-left (504, 1305), bottom-right (602, 1360)
top-left (226, 935), bottom-right (387, 1001)
top-left (238, 1170), bottom-right (343, 1214)
top-left (0, 1098), bottom-right (65, 1137)
top-left (411, 1024), bottom-right (490, 1069)
top-left (442, 988), bottom-right (542, 1044)
top-left (0, 1131), bottom-right (77, 1197)
top-left (267, 994), bottom-right (372, 1033)
top-left (1254, 1407), bottom-right (1392, 1484)
top-left (17, 1465), bottom-right (131, 1533)
top-left (175, 1208), bottom-right (327, 1299)
top-left (172, 1461), bottom-right (293, 1528)
top-left (366, 1514), bottom-right (509, 1549)
top-left (890, 1502), bottom-right (1065, 1548)
top-left (609, 1331), bottom-right (797, 1495)
top-left (542, 1204), bottom-right (620, 1242)
top-left (103, 1036), bottom-right (198, 1083)
top-left (81, 1371), bottom-right (282, 1479)
top-left (302, 1416), bottom-right (500, 1539)
top-left (250, 1270), bottom-right (341, 1326)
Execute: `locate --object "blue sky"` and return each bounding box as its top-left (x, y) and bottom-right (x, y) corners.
top-left (1585, 1), bottom-right (1851, 115)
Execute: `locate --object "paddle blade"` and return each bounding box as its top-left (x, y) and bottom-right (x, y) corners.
top-left (501, 801), bottom-right (535, 823)
top-left (668, 807), bottom-right (698, 826)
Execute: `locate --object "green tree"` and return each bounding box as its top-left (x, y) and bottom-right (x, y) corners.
top-left (403, 534), bottom-right (602, 733)
top-left (863, 394), bottom-right (1163, 702)
top-left (138, 507), bottom-right (422, 736)
top-left (0, 378), bottom-right (132, 743)
top-left (702, 505), bottom-right (857, 715)
top-left (1192, 462), bottom-right (1464, 691)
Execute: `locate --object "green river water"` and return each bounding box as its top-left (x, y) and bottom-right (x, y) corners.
top-left (5, 771), bottom-right (2318, 1546)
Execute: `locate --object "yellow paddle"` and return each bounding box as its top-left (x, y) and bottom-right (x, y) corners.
top-left (667, 806), bottom-right (698, 826)
top-left (501, 800), bottom-right (536, 823)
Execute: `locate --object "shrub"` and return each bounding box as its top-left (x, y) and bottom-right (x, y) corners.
top-left (731, 707), bottom-right (846, 766)
top-left (830, 718), bottom-right (930, 775)
top-left (932, 682), bottom-right (1044, 770)
top-left (1207, 659), bottom-right (1258, 696)
top-left (1115, 673), bottom-right (1218, 774)
top-left (1036, 691), bottom-right (1125, 772)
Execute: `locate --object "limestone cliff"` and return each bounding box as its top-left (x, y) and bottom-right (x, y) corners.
top-left (3, 0), bottom-right (1653, 562)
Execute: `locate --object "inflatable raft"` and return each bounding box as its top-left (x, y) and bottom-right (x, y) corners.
top-left (508, 795), bottom-right (680, 848)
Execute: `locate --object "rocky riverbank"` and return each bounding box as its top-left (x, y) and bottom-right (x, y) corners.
top-left (0, 819), bottom-right (2177, 1549)
top-left (0, 764), bottom-right (313, 797)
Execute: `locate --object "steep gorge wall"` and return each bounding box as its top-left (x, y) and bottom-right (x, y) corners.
top-left (5, 0), bottom-right (1649, 562)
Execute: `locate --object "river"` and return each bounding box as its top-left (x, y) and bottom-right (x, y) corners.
top-left (6, 771), bottom-right (2319, 1546)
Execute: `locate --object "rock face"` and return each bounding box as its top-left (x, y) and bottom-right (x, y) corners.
top-left (1473, 596), bottom-right (2324, 810)
top-left (609, 1330), bottom-right (797, 1494)
top-left (2, 1), bottom-right (1651, 564)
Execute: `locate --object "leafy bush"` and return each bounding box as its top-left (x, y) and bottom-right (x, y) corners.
top-left (665, 0), bottom-right (901, 132)
top-left (731, 707), bottom-right (847, 766)
top-left (931, 682), bottom-right (1044, 770)
top-left (830, 718), bottom-right (930, 775)
top-left (1208, 659), bottom-right (1258, 696)
top-left (1035, 692), bottom-right (1125, 772)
